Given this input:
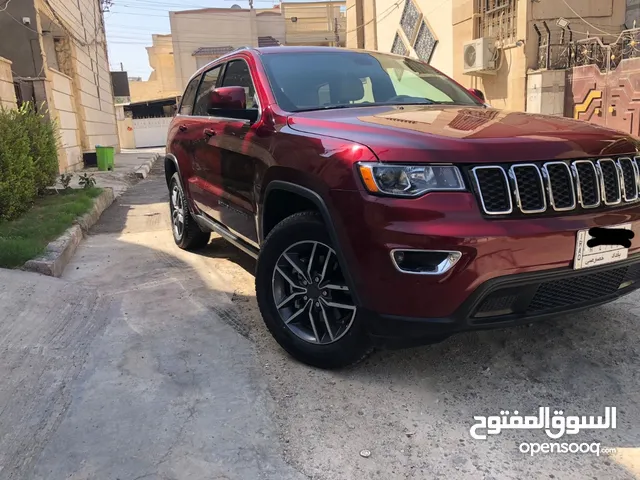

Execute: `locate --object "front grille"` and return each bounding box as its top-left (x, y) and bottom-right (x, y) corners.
top-left (471, 260), bottom-right (640, 322)
top-left (527, 267), bottom-right (628, 312)
top-left (470, 156), bottom-right (640, 216)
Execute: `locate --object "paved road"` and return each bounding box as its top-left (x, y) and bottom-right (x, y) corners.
top-left (0, 162), bottom-right (639, 479)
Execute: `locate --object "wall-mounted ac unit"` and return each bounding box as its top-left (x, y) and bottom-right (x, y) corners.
top-left (463, 38), bottom-right (497, 75)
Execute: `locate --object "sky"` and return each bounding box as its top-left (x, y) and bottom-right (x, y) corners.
top-left (104, 0), bottom-right (314, 79)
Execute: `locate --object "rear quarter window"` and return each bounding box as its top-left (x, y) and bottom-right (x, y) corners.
top-left (179, 75), bottom-right (201, 115)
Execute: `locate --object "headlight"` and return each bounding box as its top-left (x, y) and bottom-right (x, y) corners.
top-left (357, 162), bottom-right (465, 197)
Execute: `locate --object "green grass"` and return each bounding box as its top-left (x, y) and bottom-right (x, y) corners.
top-left (0, 187), bottom-right (102, 269)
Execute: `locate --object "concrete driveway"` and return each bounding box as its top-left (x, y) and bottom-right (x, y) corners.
top-left (0, 162), bottom-right (638, 479)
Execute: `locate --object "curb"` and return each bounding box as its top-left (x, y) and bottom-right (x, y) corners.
top-left (23, 188), bottom-right (115, 278)
top-left (135, 153), bottom-right (160, 179)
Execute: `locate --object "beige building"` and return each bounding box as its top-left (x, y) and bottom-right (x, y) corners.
top-left (282, 1), bottom-right (346, 46)
top-left (0, 0), bottom-right (118, 172)
top-left (129, 34), bottom-right (180, 103)
top-left (347, 0), bottom-right (631, 111)
top-left (170, 5), bottom-right (286, 90)
top-left (170, 2), bottom-right (346, 90)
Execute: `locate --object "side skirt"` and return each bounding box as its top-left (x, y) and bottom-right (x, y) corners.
top-left (193, 214), bottom-right (259, 259)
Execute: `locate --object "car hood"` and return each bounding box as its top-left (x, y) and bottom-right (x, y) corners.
top-left (286, 105), bottom-right (640, 163)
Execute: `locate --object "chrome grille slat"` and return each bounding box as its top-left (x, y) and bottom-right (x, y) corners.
top-left (573, 160), bottom-right (600, 208)
top-left (472, 166), bottom-right (513, 215)
top-left (619, 157), bottom-right (639, 201)
top-left (509, 164), bottom-right (546, 213)
top-left (542, 161), bottom-right (576, 211)
top-left (597, 158), bottom-right (622, 205)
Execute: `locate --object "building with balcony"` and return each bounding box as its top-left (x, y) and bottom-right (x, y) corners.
top-left (347, 0), bottom-right (634, 112)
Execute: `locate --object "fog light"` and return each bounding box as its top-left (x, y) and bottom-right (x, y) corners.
top-left (391, 250), bottom-right (461, 275)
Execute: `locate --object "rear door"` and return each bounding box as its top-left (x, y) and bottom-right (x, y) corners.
top-left (168, 73), bottom-right (203, 207)
top-left (188, 64), bottom-right (225, 219)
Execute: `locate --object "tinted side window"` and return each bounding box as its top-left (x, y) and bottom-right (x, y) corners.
top-left (193, 65), bottom-right (223, 116)
top-left (179, 75), bottom-right (201, 115)
top-left (220, 60), bottom-right (257, 109)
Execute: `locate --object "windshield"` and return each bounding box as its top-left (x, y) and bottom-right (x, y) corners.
top-left (260, 51), bottom-right (482, 112)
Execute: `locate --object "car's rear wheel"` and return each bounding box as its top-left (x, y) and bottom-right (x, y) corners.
top-left (256, 211), bottom-right (372, 369)
top-left (169, 173), bottom-right (210, 250)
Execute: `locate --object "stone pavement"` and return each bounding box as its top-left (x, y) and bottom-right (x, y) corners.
top-left (0, 161), bottom-right (305, 480)
top-left (61, 147), bottom-right (164, 197)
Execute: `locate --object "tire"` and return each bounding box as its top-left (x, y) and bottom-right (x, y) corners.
top-left (169, 173), bottom-right (210, 250)
top-left (256, 211), bottom-right (372, 369)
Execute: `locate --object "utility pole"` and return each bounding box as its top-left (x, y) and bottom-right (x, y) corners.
top-left (120, 62), bottom-right (123, 71)
top-left (334, 17), bottom-right (339, 46)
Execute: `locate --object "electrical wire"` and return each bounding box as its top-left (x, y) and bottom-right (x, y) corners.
top-left (560, 0), bottom-right (619, 37)
top-left (0, 0), bottom-right (12, 13)
top-left (42, 0), bottom-right (104, 46)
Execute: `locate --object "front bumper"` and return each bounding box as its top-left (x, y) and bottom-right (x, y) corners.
top-left (365, 256), bottom-right (640, 344)
top-left (328, 189), bottom-right (640, 338)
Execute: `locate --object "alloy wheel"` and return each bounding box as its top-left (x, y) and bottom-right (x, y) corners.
top-left (171, 185), bottom-right (185, 239)
top-left (271, 240), bottom-right (356, 345)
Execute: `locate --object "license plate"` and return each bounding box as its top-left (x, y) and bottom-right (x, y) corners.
top-left (574, 223), bottom-right (632, 270)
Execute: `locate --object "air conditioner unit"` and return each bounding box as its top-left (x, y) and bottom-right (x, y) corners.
top-left (463, 38), bottom-right (497, 75)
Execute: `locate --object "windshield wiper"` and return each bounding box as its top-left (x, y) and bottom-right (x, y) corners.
top-left (293, 105), bottom-right (365, 113)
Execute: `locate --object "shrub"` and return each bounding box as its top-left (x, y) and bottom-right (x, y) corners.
top-left (0, 108), bottom-right (36, 221)
top-left (19, 103), bottom-right (60, 194)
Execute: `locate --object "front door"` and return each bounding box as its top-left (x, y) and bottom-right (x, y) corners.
top-left (214, 59), bottom-right (262, 245)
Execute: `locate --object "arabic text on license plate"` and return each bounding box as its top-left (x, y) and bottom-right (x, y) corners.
top-left (573, 223), bottom-right (631, 270)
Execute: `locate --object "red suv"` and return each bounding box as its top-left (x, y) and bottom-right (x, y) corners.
top-left (165, 46), bottom-right (640, 369)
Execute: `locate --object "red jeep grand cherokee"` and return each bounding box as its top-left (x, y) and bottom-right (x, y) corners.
top-left (165, 46), bottom-right (640, 369)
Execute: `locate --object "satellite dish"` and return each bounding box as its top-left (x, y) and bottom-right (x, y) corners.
top-left (230, 4), bottom-right (242, 8)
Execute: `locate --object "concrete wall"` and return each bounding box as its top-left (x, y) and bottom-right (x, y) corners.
top-left (372, 0), bottom-right (453, 76)
top-left (257, 13), bottom-right (286, 44)
top-left (41, 0), bottom-right (118, 154)
top-left (0, 57), bottom-right (17, 109)
top-left (171, 8), bottom-right (256, 91)
top-left (129, 35), bottom-right (180, 103)
top-left (282, 2), bottom-right (346, 46)
top-left (115, 106), bottom-right (136, 149)
top-left (452, 0), bottom-right (528, 111)
top-left (49, 68), bottom-right (83, 170)
top-left (526, 69), bottom-right (566, 115)
top-left (628, 0), bottom-right (640, 27)
top-left (0, 1), bottom-right (44, 78)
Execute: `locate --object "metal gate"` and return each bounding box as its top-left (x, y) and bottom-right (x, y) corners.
top-left (535, 23), bottom-right (640, 136)
top-left (132, 117), bottom-right (172, 149)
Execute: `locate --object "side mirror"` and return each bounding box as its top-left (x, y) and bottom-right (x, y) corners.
top-left (208, 86), bottom-right (247, 112)
top-left (469, 88), bottom-right (485, 102)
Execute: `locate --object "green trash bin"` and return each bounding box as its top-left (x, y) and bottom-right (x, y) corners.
top-left (96, 146), bottom-right (115, 171)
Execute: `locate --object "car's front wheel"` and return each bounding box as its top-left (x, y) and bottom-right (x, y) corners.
top-left (256, 211), bottom-right (372, 369)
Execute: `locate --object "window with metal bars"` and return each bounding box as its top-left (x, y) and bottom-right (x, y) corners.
top-left (476, 0), bottom-right (518, 44)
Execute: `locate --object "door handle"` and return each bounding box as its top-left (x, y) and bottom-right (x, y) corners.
top-left (178, 125), bottom-right (188, 132)
top-left (203, 128), bottom-right (216, 137)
